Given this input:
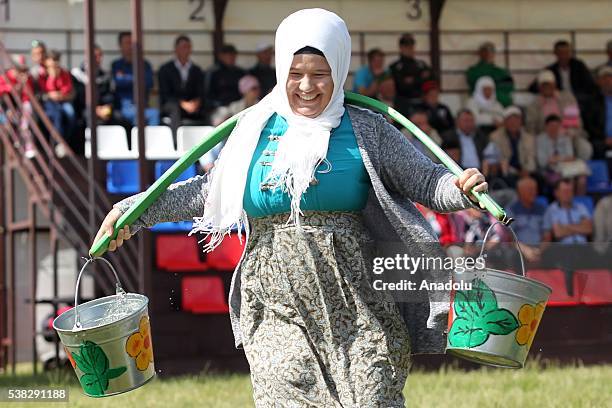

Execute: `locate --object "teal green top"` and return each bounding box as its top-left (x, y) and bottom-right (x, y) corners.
top-left (243, 110), bottom-right (370, 218)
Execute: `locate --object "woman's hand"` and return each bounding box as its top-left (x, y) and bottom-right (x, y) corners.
top-left (92, 208), bottom-right (131, 252)
top-left (455, 168), bottom-right (488, 209)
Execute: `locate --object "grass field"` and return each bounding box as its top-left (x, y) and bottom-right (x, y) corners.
top-left (1, 360), bottom-right (611, 407)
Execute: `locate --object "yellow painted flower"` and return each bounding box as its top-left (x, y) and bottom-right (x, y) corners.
top-left (125, 316), bottom-right (153, 371)
top-left (515, 302), bottom-right (546, 348)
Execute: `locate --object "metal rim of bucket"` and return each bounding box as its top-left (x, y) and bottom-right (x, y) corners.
top-left (70, 256), bottom-right (127, 331)
top-left (53, 293), bottom-right (149, 338)
top-left (446, 349), bottom-right (523, 369)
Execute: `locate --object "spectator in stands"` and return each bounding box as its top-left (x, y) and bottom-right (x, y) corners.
top-left (111, 31), bottom-right (159, 126)
top-left (415, 203), bottom-right (458, 246)
top-left (353, 48), bottom-right (393, 99)
top-left (211, 74), bottom-right (260, 126)
top-left (204, 75), bottom-right (261, 172)
top-left (560, 104), bottom-right (593, 161)
top-left (205, 44), bottom-right (246, 109)
top-left (489, 106), bottom-right (537, 177)
top-left (453, 207), bottom-right (503, 256)
top-left (72, 45), bottom-right (129, 130)
top-left (543, 178), bottom-right (592, 244)
top-left (536, 114), bottom-right (589, 195)
top-left (507, 177), bottom-right (548, 261)
top-left (402, 110), bottom-right (442, 162)
top-left (442, 109), bottom-right (488, 169)
top-left (39, 50), bottom-right (76, 149)
top-left (529, 40), bottom-right (597, 117)
top-left (526, 70), bottom-right (579, 135)
top-left (415, 80), bottom-right (454, 134)
top-left (593, 195), bottom-right (612, 244)
top-left (466, 76), bottom-right (504, 135)
top-left (596, 40), bottom-right (612, 71)
top-left (389, 33), bottom-right (432, 116)
top-left (0, 54), bottom-right (36, 158)
top-left (29, 40), bottom-right (47, 85)
top-left (441, 138), bottom-right (461, 164)
top-left (584, 65), bottom-right (612, 158)
top-left (466, 41), bottom-right (514, 107)
top-left (249, 42), bottom-right (276, 96)
top-left (158, 34), bottom-right (207, 135)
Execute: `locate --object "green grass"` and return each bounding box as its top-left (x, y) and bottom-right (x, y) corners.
top-left (1, 360), bottom-right (611, 407)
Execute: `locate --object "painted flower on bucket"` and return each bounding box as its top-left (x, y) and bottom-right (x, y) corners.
top-left (515, 302), bottom-right (546, 348)
top-left (126, 315), bottom-right (154, 371)
top-left (64, 345), bottom-right (76, 369)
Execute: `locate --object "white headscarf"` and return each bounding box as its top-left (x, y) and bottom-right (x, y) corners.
top-left (473, 76), bottom-right (497, 108)
top-left (190, 8), bottom-right (351, 252)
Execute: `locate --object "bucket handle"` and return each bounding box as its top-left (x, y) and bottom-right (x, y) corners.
top-left (478, 221), bottom-right (526, 277)
top-left (72, 257), bottom-right (125, 330)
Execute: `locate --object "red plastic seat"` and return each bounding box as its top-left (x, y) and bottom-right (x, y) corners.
top-left (156, 235), bottom-right (208, 271)
top-left (526, 269), bottom-right (580, 306)
top-left (573, 269), bottom-right (612, 305)
top-left (205, 233), bottom-right (246, 271)
top-left (181, 276), bottom-right (229, 314)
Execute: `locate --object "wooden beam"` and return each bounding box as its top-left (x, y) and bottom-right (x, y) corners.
top-left (212, 0), bottom-right (229, 59)
top-left (429, 0), bottom-right (446, 85)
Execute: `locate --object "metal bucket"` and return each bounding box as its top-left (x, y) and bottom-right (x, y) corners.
top-left (445, 223), bottom-right (552, 368)
top-left (53, 257), bottom-right (155, 397)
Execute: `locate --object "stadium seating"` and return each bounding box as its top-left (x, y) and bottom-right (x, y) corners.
top-left (176, 126), bottom-right (215, 153)
top-left (181, 276), bottom-right (229, 314)
top-left (573, 269), bottom-right (612, 305)
top-left (156, 235), bottom-right (208, 271)
top-left (106, 160), bottom-right (140, 194)
top-left (526, 269), bottom-right (580, 306)
top-left (204, 233), bottom-right (246, 271)
top-left (85, 126), bottom-right (136, 159)
top-left (573, 195), bottom-right (594, 215)
top-left (131, 126), bottom-right (180, 159)
top-left (151, 221), bottom-right (193, 232)
top-left (154, 160), bottom-right (197, 182)
top-left (586, 160), bottom-right (612, 194)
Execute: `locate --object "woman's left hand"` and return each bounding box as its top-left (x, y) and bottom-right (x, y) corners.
top-left (455, 168), bottom-right (488, 209)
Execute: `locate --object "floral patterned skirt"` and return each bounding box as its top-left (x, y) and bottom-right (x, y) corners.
top-left (239, 211), bottom-right (412, 407)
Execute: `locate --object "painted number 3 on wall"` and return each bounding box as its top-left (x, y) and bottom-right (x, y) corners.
top-left (189, 0), bottom-right (205, 21)
top-left (406, 0), bottom-right (422, 20)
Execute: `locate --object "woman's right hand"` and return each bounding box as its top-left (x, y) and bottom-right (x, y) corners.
top-left (92, 208), bottom-right (131, 252)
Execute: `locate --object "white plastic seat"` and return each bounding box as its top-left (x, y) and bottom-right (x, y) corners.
top-left (177, 126), bottom-right (217, 168)
top-left (131, 126), bottom-right (179, 159)
top-left (84, 126), bottom-right (136, 159)
top-left (176, 126), bottom-right (215, 153)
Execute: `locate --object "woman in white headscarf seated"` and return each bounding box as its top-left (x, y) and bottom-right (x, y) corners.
top-left (96, 9), bottom-right (488, 407)
top-left (466, 76), bottom-right (505, 135)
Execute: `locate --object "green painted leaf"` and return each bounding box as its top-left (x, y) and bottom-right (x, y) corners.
top-left (471, 279), bottom-right (498, 316)
top-left (73, 340), bottom-right (126, 395)
top-left (79, 373), bottom-right (108, 396)
top-left (81, 341), bottom-right (109, 376)
top-left (448, 317), bottom-right (489, 348)
top-left (482, 308), bottom-right (520, 335)
top-left (71, 351), bottom-right (92, 373)
top-left (453, 290), bottom-right (477, 320)
top-left (106, 366), bottom-right (127, 379)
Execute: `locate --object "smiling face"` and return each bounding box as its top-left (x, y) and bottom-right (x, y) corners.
top-left (286, 54), bottom-right (334, 118)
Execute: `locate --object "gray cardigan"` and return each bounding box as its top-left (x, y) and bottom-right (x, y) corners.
top-left (114, 105), bottom-right (477, 354)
